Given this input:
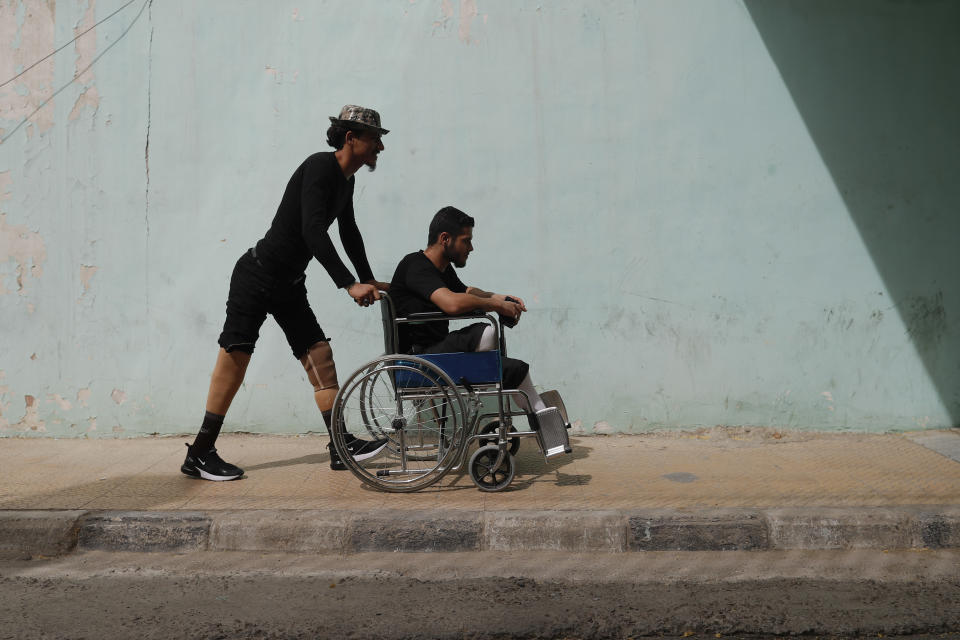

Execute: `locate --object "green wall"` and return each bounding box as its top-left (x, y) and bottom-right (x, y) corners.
top-left (1, 0), bottom-right (957, 436)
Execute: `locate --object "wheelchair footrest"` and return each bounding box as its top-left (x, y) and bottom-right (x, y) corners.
top-left (539, 389), bottom-right (569, 425)
top-left (534, 406), bottom-right (572, 459)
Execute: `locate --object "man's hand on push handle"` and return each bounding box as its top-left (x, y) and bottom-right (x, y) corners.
top-left (348, 282), bottom-right (380, 307)
top-left (367, 279), bottom-right (391, 292)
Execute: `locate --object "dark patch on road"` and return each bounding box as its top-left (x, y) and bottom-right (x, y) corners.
top-left (662, 472), bottom-right (698, 483)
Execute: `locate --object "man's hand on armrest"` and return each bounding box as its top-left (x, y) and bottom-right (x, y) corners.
top-left (493, 293), bottom-right (527, 313)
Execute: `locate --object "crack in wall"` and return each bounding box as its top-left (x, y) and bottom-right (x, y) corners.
top-left (144, 1), bottom-right (152, 210)
top-left (143, 0), bottom-right (153, 377)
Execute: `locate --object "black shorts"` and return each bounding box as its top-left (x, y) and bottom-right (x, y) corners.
top-left (217, 250), bottom-right (327, 358)
top-left (414, 323), bottom-right (530, 388)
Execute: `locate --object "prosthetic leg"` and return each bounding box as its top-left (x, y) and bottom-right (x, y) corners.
top-left (301, 340), bottom-right (339, 430)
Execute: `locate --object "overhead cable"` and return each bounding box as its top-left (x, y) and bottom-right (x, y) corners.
top-left (0, 0), bottom-right (139, 90)
top-left (0, 0), bottom-right (150, 146)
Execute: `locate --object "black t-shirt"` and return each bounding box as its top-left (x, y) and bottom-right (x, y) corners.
top-left (390, 251), bottom-right (468, 351)
top-left (253, 152), bottom-right (374, 288)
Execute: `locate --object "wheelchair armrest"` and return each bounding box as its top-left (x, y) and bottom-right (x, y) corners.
top-left (397, 310), bottom-right (489, 323)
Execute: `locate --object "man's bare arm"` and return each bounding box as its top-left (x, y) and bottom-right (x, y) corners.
top-left (465, 286), bottom-right (493, 298)
top-left (466, 287), bottom-right (527, 312)
top-left (430, 287), bottom-right (523, 318)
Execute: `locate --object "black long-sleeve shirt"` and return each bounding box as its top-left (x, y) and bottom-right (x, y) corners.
top-left (253, 152), bottom-right (374, 288)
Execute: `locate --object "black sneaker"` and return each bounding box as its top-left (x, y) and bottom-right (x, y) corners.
top-left (327, 435), bottom-right (389, 470)
top-left (327, 442), bottom-right (348, 471)
top-left (181, 444), bottom-right (244, 481)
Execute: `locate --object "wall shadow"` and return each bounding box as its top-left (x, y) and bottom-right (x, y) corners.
top-left (745, 0), bottom-right (960, 426)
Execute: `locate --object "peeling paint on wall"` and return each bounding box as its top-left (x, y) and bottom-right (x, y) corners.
top-left (264, 65), bottom-right (298, 84)
top-left (74, 0), bottom-right (98, 82)
top-left (8, 395), bottom-right (46, 432)
top-left (68, 86), bottom-right (100, 120)
top-left (48, 393), bottom-right (72, 410)
top-left (433, 0), bottom-right (481, 43)
top-left (77, 388), bottom-right (91, 407)
top-left (821, 391), bottom-right (835, 412)
top-left (0, 211), bottom-right (48, 297)
top-left (0, 0), bottom-right (57, 137)
top-left (592, 420), bottom-right (613, 435)
top-left (68, 0), bottom-right (100, 120)
top-left (78, 264), bottom-right (98, 296)
top-left (111, 388), bottom-right (127, 405)
top-left (458, 0), bottom-right (477, 43)
top-left (1, 170), bottom-right (46, 299)
top-left (440, 0), bottom-right (453, 20)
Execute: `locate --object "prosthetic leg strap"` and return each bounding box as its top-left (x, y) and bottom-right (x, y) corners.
top-left (302, 342), bottom-right (338, 391)
top-left (303, 342), bottom-right (339, 414)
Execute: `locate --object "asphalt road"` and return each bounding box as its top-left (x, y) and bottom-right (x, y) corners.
top-left (1, 550), bottom-right (958, 639)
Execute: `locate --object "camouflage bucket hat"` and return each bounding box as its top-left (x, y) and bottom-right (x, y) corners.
top-left (329, 105), bottom-right (389, 135)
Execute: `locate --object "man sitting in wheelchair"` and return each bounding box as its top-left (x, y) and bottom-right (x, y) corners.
top-left (389, 206), bottom-right (551, 426)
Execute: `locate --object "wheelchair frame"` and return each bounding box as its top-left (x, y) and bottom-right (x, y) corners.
top-left (329, 291), bottom-right (571, 492)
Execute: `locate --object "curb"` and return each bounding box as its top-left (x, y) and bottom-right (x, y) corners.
top-left (2, 507), bottom-right (959, 557)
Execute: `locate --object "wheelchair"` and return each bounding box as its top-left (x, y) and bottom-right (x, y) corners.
top-left (330, 292), bottom-right (572, 492)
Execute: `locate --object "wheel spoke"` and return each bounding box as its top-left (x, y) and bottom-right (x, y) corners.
top-left (332, 357), bottom-right (465, 492)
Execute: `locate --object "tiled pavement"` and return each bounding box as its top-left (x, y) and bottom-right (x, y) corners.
top-left (1, 428), bottom-right (958, 554)
top-left (1, 430), bottom-right (958, 511)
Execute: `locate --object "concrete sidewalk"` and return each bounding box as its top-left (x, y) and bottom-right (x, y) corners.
top-left (1, 428), bottom-right (958, 556)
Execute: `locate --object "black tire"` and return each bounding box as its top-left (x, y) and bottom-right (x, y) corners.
top-left (468, 445), bottom-right (516, 492)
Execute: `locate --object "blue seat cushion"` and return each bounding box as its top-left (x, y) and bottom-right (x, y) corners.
top-left (394, 351), bottom-right (502, 388)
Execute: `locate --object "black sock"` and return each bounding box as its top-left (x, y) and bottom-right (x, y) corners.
top-left (323, 411), bottom-right (336, 450)
top-left (323, 410), bottom-right (355, 446)
top-left (191, 411), bottom-right (224, 453)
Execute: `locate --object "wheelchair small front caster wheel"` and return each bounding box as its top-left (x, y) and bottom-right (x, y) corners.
top-left (469, 445), bottom-right (515, 492)
top-left (477, 420), bottom-right (520, 456)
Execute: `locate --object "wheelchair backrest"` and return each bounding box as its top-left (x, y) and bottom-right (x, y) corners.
top-left (379, 291), bottom-right (399, 354)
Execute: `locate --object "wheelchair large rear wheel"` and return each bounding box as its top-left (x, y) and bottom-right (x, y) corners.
top-left (332, 355), bottom-right (466, 492)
